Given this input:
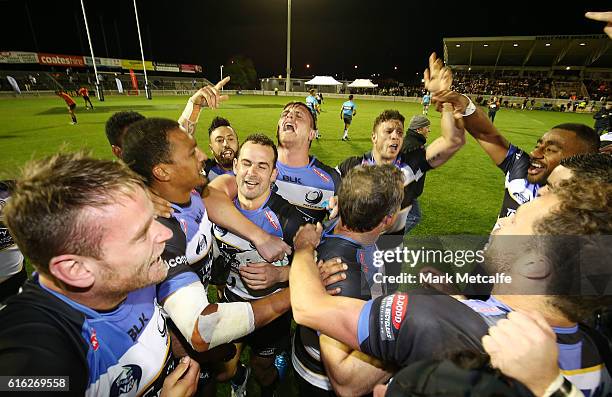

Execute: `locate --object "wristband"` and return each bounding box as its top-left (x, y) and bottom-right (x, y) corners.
top-left (462, 94), bottom-right (477, 117)
top-left (544, 375), bottom-right (578, 397)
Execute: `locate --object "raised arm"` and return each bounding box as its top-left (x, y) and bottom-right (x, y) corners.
top-left (289, 224), bottom-right (365, 350)
top-left (178, 77), bottom-right (230, 136)
top-left (424, 52), bottom-right (510, 165)
top-left (424, 102), bottom-right (466, 168)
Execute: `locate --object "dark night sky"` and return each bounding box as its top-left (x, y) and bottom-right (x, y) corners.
top-left (0, 0), bottom-right (610, 82)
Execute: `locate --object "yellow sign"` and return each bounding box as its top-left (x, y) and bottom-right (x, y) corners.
top-left (121, 59), bottom-right (154, 71)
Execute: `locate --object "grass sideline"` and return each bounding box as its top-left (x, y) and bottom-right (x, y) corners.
top-left (0, 93), bottom-right (598, 395)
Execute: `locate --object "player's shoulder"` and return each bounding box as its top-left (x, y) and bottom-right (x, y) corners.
top-left (158, 216), bottom-right (187, 250)
top-left (337, 153), bottom-right (368, 176)
top-left (311, 157), bottom-right (341, 182)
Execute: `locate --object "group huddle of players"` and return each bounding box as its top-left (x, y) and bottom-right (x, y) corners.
top-left (0, 54), bottom-right (610, 397)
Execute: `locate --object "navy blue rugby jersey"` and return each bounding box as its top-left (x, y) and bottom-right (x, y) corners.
top-left (358, 292), bottom-right (612, 397)
top-left (498, 144), bottom-right (541, 218)
top-left (157, 190), bottom-right (213, 302)
top-left (0, 276), bottom-right (175, 396)
top-left (292, 223), bottom-right (384, 391)
top-left (273, 156), bottom-right (341, 224)
top-left (204, 158), bottom-right (234, 182)
top-left (337, 150), bottom-right (432, 233)
top-left (214, 191), bottom-right (307, 300)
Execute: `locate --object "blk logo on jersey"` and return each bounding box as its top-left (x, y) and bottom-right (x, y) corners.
top-left (304, 190), bottom-right (323, 205)
top-left (195, 233), bottom-right (207, 255)
top-left (110, 365), bottom-right (142, 397)
top-left (282, 175), bottom-right (302, 184)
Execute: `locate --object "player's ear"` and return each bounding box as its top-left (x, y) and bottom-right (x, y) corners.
top-left (270, 167), bottom-right (278, 183)
top-left (152, 164), bottom-right (170, 182)
top-left (111, 145), bottom-right (123, 159)
top-left (233, 157), bottom-right (239, 174)
top-left (48, 254), bottom-right (95, 289)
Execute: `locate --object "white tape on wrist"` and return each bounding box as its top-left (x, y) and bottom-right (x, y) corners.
top-left (198, 301), bottom-right (255, 348)
top-left (461, 94), bottom-right (477, 117)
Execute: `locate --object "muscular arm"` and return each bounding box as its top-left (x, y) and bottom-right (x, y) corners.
top-left (425, 102), bottom-right (466, 168)
top-left (203, 183), bottom-right (291, 262)
top-left (290, 245), bottom-right (365, 350)
top-left (432, 91), bottom-right (510, 165)
top-left (319, 335), bottom-right (392, 396)
top-left (163, 281), bottom-right (290, 352)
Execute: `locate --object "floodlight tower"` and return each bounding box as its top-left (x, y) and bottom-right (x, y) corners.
top-left (285, 0), bottom-right (291, 92)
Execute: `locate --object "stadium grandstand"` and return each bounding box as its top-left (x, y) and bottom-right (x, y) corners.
top-left (443, 34), bottom-right (612, 105)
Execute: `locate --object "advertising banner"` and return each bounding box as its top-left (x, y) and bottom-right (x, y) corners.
top-left (38, 53), bottom-right (85, 67)
top-left (84, 57), bottom-right (122, 68)
top-left (154, 62), bottom-right (180, 72)
top-left (0, 51), bottom-right (38, 64)
top-left (180, 64), bottom-right (202, 73)
top-left (121, 59), bottom-right (154, 71)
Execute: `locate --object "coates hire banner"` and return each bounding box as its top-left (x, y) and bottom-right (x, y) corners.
top-left (0, 51), bottom-right (38, 64)
top-left (154, 62), bottom-right (180, 72)
top-left (38, 53), bottom-right (85, 67)
top-left (121, 59), bottom-right (154, 71)
top-left (180, 64), bottom-right (202, 73)
top-left (84, 56), bottom-right (121, 68)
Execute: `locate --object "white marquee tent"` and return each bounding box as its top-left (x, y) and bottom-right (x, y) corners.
top-left (305, 76), bottom-right (343, 86)
top-left (347, 79), bottom-right (378, 88)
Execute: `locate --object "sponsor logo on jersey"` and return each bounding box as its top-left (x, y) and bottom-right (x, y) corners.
top-left (110, 365), bottom-right (142, 397)
top-left (214, 224), bottom-right (228, 237)
top-left (312, 167), bottom-right (330, 183)
top-left (304, 190), bottom-right (323, 205)
top-left (195, 209), bottom-right (204, 225)
top-left (127, 312), bottom-right (149, 342)
top-left (380, 295), bottom-right (395, 341)
top-left (264, 210), bottom-right (279, 231)
top-left (165, 255), bottom-right (188, 268)
top-left (391, 294), bottom-right (408, 330)
top-left (358, 251), bottom-right (367, 272)
top-left (195, 233), bottom-right (207, 255)
top-left (179, 219), bottom-right (188, 235)
top-left (90, 328), bottom-right (99, 351)
top-left (282, 175), bottom-right (302, 184)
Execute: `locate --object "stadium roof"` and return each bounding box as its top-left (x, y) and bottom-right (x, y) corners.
top-left (443, 35), bottom-right (612, 69)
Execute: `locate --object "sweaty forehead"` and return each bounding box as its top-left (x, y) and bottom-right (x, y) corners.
top-left (377, 119), bottom-right (404, 131)
top-left (211, 126), bottom-right (235, 139)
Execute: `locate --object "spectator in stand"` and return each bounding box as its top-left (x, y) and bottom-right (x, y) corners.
top-left (593, 102), bottom-right (612, 135)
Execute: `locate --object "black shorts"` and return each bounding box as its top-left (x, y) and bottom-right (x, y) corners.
top-left (83, 95), bottom-right (90, 101)
top-left (69, 103), bottom-right (76, 111)
top-left (223, 288), bottom-right (292, 357)
top-left (343, 116), bottom-right (352, 125)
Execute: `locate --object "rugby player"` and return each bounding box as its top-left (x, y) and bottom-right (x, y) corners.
top-left (340, 95), bottom-right (356, 141)
top-left (122, 120), bottom-right (294, 394)
top-left (213, 134), bottom-right (309, 397)
top-left (0, 153), bottom-right (200, 396)
top-left (205, 116), bottom-right (238, 181)
top-left (290, 175), bottom-right (612, 396)
top-left (55, 89), bottom-right (77, 125)
top-left (211, 101), bottom-right (342, 225)
top-left (306, 89), bottom-right (321, 139)
top-left (425, 53), bottom-right (600, 219)
top-left (77, 86), bottom-right (94, 109)
top-left (293, 165), bottom-right (403, 397)
top-left (0, 180), bottom-right (26, 302)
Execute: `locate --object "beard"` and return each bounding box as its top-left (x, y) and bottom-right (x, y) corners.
top-left (214, 150), bottom-right (235, 169)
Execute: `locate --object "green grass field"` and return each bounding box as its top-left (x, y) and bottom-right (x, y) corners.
top-left (0, 93), bottom-right (595, 236)
top-left (0, 94), bottom-right (598, 395)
